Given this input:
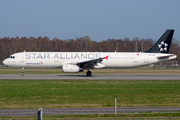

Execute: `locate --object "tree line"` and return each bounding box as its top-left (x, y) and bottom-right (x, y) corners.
top-left (0, 36), bottom-right (179, 65)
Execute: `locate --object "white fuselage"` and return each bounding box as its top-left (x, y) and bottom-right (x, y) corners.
top-left (3, 52), bottom-right (177, 68)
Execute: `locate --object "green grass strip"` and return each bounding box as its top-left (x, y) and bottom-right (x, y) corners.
top-left (1, 112), bottom-right (180, 119)
top-left (0, 80), bottom-right (180, 109)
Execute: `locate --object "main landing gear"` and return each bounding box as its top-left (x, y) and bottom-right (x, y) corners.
top-left (86, 70), bottom-right (92, 76)
top-left (21, 68), bottom-right (25, 76)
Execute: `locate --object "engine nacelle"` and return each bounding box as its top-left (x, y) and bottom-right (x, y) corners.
top-left (62, 64), bottom-right (83, 73)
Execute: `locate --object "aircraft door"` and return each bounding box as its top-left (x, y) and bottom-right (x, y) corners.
top-left (54, 57), bottom-right (60, 65)
top-left (19, 53), bottom-right (24, 63)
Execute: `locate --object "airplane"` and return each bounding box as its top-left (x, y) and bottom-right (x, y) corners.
top-left (3, 29), bottom-right (177, 76)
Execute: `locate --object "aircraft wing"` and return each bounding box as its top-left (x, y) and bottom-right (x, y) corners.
top-left (77, 55), bottom-right (109, 69)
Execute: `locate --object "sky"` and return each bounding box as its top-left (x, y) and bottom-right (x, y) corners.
top-left (0, 0), bottom-right (180, 42)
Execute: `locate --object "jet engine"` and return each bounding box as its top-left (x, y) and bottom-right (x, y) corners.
top-left (62, 64), bottom-right (83, 73)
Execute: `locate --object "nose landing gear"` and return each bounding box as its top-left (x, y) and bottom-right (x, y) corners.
top-left (21, 68), bottom-right (25, 76)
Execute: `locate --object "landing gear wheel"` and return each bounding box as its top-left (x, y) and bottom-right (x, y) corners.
top-left (21, 72), bottom-right (25, 76)
top-left (86, 71), bottom-right (92, 76)
top-left (21, 68), bottom-right (25, 76)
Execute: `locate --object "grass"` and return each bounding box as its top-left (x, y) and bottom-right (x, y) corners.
top-left (0, 80), bottom-right (180, 109)
top-left (0, 67), bottom-right (180, 74)
top-left (2, 112), bottom-right (180, 119)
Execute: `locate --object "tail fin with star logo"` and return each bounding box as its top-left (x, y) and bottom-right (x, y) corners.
top-left (146, 29), bottom-right (174, 53)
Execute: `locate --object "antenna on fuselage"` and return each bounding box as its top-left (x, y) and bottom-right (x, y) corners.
top-left (24, 50), bottom-right (26, 52)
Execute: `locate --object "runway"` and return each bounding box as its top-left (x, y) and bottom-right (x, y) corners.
top-left (0, 74), bottom-right (180, 80)
top-left (1, 107), bottom-right (180, 117)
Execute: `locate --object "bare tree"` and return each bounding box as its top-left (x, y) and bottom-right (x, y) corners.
top-left (132, 37), bottom-right (140, 52)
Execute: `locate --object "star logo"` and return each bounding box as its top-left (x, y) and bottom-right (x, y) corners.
top-left (158, 41), bottom-right (168, 51)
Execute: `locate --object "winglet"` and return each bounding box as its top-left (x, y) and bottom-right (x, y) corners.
top-left (105, 55), bottom-right (109, 60)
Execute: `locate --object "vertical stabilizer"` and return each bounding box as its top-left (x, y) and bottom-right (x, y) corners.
top-left (147, 30), bottom-right (174, 53)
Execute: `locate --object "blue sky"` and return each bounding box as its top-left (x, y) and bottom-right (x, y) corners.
top-left (0, 0), bottom-right (179, 41)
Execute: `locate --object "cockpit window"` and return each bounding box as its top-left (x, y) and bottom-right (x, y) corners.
top-left (9, 56), bottom-right (15, 59)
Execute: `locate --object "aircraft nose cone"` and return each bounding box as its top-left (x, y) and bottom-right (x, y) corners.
top-left (3, 59), bottom-right (7, 66)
